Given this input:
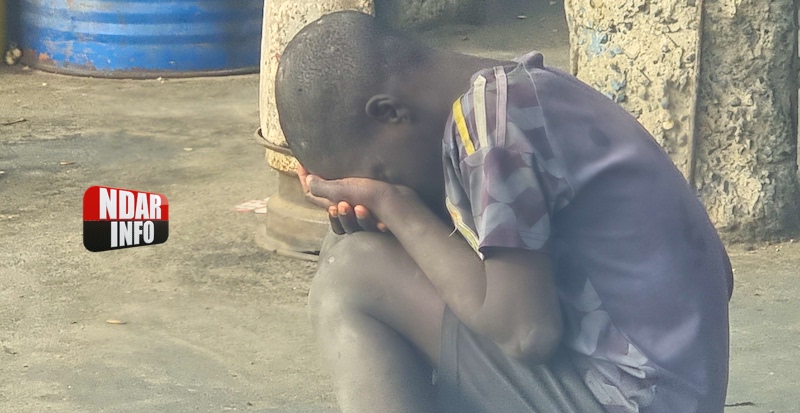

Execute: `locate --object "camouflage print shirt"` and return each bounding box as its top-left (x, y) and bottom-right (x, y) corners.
top-left (442, 51), bottom-right (733, 413)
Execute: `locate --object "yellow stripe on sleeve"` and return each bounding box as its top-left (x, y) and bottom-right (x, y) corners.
top-left (445, 197), bottom-right (481, 254)
top-left (452, 98), bottom-right (475, 155)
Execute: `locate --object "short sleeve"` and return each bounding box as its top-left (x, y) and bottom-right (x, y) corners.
top-left (442, 66), bottom-right (572, 257)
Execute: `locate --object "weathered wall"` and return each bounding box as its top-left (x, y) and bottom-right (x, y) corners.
top-left (694, 0), bottom-right (800, 241)
top-left (565, 0), bottom-right (800, 241)
top-left (375, 0), bottom-right (486, 29)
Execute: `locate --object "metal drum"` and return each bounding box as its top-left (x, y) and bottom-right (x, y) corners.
top-left (1, 0), bottom-right (6, 55)
top-left (18, 0), bottom-right (263, 78)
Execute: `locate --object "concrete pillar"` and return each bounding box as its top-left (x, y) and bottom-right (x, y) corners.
top-left (564, 0), bottom-right (800, 242)
top-left (258, 0), bottom-right (375, 256)
top-left (693, 0), bottom-right (800, 241)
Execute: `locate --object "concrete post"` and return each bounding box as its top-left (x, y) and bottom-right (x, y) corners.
top-left (258, 1), bottom-right (375, 256)
top-left (258, 0), bottom-right (488, 255)
top-left (564, 0), bottom-right (800, 242)
top-left (693, 0), bottom-right (800, 241)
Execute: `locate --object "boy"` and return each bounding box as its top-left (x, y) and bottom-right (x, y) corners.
top-left (275, 11), bottom-right (733, 413)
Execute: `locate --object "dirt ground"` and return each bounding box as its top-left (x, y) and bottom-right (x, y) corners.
top-left (1, 1), bottom-right (799, 412)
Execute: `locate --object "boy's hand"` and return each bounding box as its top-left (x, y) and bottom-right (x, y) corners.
top-left (306, 174), bottom-right (413, 235)
top-left (297, 164), bottom-right (334, 209)
top-left (328, 202), bottom-right (389, 235)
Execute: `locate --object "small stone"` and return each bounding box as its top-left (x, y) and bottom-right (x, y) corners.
top-left (22, 66), bottom-right (30, 71)
top-left (11, 48), bottom-right (22, 59)
top-left (662, 120), bottom-right (675, 131)
top-left (42, 83), bottom-right (48, 87)
top-left (183, 147), bottom-right (193, 152)
top-left (516, 15), bottom-right (527, 19)
top-left (730, 97), bottom-right (741, 107)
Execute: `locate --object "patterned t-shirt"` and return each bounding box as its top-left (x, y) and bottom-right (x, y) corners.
top-left (442, 51), bottom-right (733, 413)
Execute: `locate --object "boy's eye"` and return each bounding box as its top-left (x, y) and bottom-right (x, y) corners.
top-left (370, 164), bottom-right (389, 181)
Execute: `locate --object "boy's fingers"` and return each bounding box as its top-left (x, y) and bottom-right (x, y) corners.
top-left (376, 222), bottom-right (389, 233)
top-left (298, 170), bottom-right (335, 209)
top-left (337, 202), bottom-right (361, 234)
top-left (354, 205), bottom-right (380, 232)
top-left (296, 164), bottom-right (307, 185)
top-left (328, 206), bottom-right (346, 235)
top-left (307, 177), bottom-right (339, 201)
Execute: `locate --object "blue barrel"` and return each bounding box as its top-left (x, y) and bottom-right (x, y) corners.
top-left (19, 0), bottom-right (263, 78)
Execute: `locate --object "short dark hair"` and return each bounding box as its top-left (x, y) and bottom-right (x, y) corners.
top-left (275, 11), bottom-right (429, 173)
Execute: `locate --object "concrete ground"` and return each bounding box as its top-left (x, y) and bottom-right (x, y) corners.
top-left (1, 1), bottom-right (799, 412)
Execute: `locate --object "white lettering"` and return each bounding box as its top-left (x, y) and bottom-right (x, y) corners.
top-left (100, 188), bottom-right (116, 219)
top-left (143, 221), bottom-right (155, 243)
top-left (119, 221), bottom-right (132, 246)
top-left (119, 191), bottom-right (134, 219)
top-left (133, 221), bottom-right (144, 245)
top-left (111, 219), bottom-right (117, 247)
top-left (150, 195), bottom-right (162, 220)
top-left (135, 192), bottom-right (149, 219)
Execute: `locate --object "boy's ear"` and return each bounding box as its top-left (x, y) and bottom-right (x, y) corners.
top-left (365, 94), bottom-right (410, 124)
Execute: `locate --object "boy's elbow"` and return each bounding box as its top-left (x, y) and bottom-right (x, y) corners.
top-left (503, 323), bottom-right (563, 365)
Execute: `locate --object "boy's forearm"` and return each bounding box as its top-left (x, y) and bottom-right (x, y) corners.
top-left (376, 188), bottom-right (491, 332)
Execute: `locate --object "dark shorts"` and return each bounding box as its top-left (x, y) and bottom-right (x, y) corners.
top-left (434, 307), bottom-right (606, 413)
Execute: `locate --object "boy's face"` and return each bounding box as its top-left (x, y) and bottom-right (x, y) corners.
top-left (313, 118), bottom-right (446, 210)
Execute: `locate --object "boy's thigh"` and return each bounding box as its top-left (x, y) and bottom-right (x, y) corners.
top-left (311, 231), bottom-right (446, 365)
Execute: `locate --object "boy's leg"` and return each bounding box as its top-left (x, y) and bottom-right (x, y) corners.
top-left (309, 231), bottom-right (446, 413)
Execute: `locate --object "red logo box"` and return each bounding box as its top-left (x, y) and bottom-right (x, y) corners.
top-left (83, 186), bottom-right (169, 252)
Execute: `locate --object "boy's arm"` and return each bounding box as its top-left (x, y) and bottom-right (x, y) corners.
top-left (308, 177), bottom-right (563, 364)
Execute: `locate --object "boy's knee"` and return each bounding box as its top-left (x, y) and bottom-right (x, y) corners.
top-left (308, 232), bottom-right (404, 326)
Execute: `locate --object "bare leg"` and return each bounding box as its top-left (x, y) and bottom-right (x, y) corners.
top-left (309, 232), bottom-right (446, 413)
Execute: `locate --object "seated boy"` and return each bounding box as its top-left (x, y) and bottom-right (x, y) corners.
top-left (274, 11), bottom-right (733, 413)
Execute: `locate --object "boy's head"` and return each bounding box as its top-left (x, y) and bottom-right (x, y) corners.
top-left (275, 11), bottom-right (450, 204)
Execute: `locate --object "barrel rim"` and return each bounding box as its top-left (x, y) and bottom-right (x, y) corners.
top-left (20, 55), bottom-right (258, 79)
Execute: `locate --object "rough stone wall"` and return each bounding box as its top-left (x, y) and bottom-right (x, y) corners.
top-left (565, 0), bottom-right (800, 241)
top-left (375, 0), bottom-right (486, 29)
top-left (694, 0), bottom-right (800, 241)
top-left (565, 0), bottom-right (700, 177)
